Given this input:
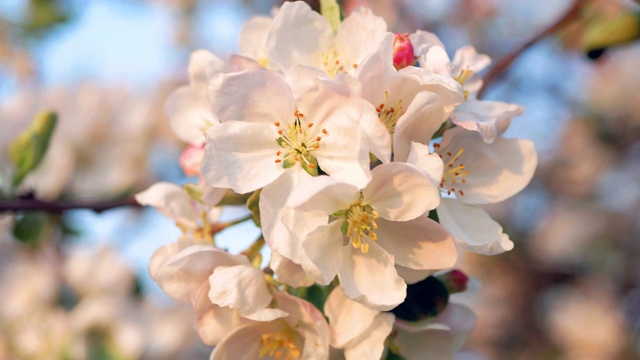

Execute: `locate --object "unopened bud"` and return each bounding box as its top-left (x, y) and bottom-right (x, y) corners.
top-left (436, 269), bottom-right (469, 294)
top-left (393, 33), bottom-right (415, 70)
top-left (179, 143), bottom-right (205, 177)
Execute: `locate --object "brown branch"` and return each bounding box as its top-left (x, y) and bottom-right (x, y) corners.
top-left (0, 196), bottom-right (141, 214)
top-left (478, 0), bottom-right (588, 98)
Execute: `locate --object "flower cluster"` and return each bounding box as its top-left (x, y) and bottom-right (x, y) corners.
top-left (138, 2), bottom-right (537, 359)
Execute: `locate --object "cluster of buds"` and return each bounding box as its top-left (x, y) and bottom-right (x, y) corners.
top-left (137, 1), bottom-right (537, 358)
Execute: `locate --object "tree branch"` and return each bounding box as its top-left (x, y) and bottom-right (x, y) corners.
top-left (478, 0), bottom-right (588, 98)
top-left (0, 196), bottom-right (141, 214)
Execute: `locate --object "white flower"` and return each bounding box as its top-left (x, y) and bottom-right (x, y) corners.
top-left (210, 292), bottom-right (330, 360)
top-left (290, 162), bottom-right (457, 310)
top-left (408, 127), bottom-right (537, 255)
top-left (324, 286), bottom-right (395, 360)
top-left (267, 2), bottom-right (390, 79)
top-left (391, 302), bottom-right (476, 360)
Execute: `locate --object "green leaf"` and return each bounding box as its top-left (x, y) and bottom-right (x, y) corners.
top-left (246, 189), bottom-right (262, 227)
top-left (12, 211), bottom-right (47, 244)
top-left (320, 0), bottom-right (342, 32)
top-left (10, 111), bottom-right (58, 188)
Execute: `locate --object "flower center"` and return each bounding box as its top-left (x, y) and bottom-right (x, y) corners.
top-left (259, 326), bottom-right (301, 360)
top-left (176, 210), bottom-right (214, 243)
top-left (336, 197), bottom-right (379, 253)
top-left (274, 110), bottom-right (327, 176)
top-left (454, 67), bottom-right (474, 100)
top-left (320, 47), bottom-right (358, 78)
top-left (435, 145), bottom-right (470, 197)
top-left (376, 91), bottom-right (404, 135)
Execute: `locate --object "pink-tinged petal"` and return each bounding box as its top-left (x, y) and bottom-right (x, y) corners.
top-left (179, 144), bottom-right (204, 177)
top-left (343, 313), bottom-right (395, 360)
top-left (289, 175), bottom-right (359, 214)
top-left (363, 162), bottom-right (439, 221)
top-left (438, 127), bottom-right (537, 204)
top-left (409, 30), bottom-right (445, 59)
top-left (260, 171), bottom-right (328, 270)
top-left (300, 221), bottom-right (345, 285)
top-left (451, 46), bottom-right (491, 75)
top-left (399, 66), bottom-right (464, 113)
top-left (375, 216), bottom-right (457, 270)
top-left (208, 70), bottom-right (295, 126)
top-left (228, 54), bottom-right (264, 71)
top-left (210, 322), bottom-right (282, 360)
top-left (336, 241), bottom-right (406, 311)
top-left (452, 100), bottom-right (524, 144)
top-left (202, 122), bottom-right (284, 194)
top-left (266, 1), bottom-right (333, 70)
top-left (395, 265), bottom-right (434, 285)
top-left (274, 292), bottom-right (330, 359)
top-left (242, 308), bottom-right (289, 322)
top-left (165, 86), bottom-right (214, 145)
top-left (393, 91), bottom-right (448, 162)
top-left (437, 199), bottom-right (514, 255)
top-left (153, 245), bottom-right (249, 303)
top-left (324, 286), bottom-right (379, 348)
top-left (208, 265), bottom-right (272, 315)
top-left (270, 250), bottom-right (314, 288)
top-left (334, 7), bottom-right (389, 70)
top-left (148, 240), bottom-right (195, 282)
top-left (406, 141), bottom-right (444, 184)
top-left (192, 282), bottom-right (245, 346)
top-left (238, 16), bottom-right (272, 61)
top-left (394, 303), bottom-right (476, 359)
top-left (358, 102), bottom-right (393, 163)
top-left (188, 49), bottom-right (225, 89)
top-left (135, 182), bottom-right (198, 228)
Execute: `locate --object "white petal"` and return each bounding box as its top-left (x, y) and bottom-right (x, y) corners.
top-left (193, 283), bottom-right (244, 346)
top-left (208, 265), bottom-right (272, 315)
top-left (324, 287), bottom-right (379, 348)
top-left (270, 250), bottom-right (314, 288)
top-left (363, 162), bottom-right (440, 221)
top-left (209, 70), bottom-right (295, 126)
top-left (438, 127), bottom-right (537, 204)
top-left (238, 16), bottom-right (272, 60)
top-left (437, 198), bottom-right (514, 255)
top-left (202, 122), bottom-right (284, 194)
top-left (165, 86), bottom-right (214, 145)
top-left (395, 265), bottom-right (434, 285)
top-left (135, 182), bottom-right (198, 228)
top-left (336, 241), bottom-right (406, 311)
top-left (393, 91), bottom-right (448, 162)
top-left (266, 1), bottom-right (333, 70)
top-left (288, 175), bottom-right (359, 214)
top-left (210, 322), bottom-right (279, 360)
top-left (154, 245), bottom-right (249, 303)
top-left (376, 216), bottom-right (457, 270)
top-left (300, 221), bottom-right (344, 285)
top-left (334, 7), bottom-right (389, 69)
top-left (452, 100), bottom-right (524, 143)
top-left (188, 49), bottom-right (225, 88)
top-left (260, 171), bottom-right (328, 272)
top-left (451, 46), bottom-right (491, 75)
top-left (406, 141), bottom-right (444, 184)
top-left (343, 313), bottom-right (395, 360)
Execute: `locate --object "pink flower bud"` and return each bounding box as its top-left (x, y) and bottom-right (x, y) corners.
top-left (179, 143), bottom-right (205, 177)
top-left (393, 33), bottom-right (415, 70)
top-left (436, 269), bottom-right (469, 294)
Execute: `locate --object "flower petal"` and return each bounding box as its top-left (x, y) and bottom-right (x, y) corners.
top-left (336, 241), bottom-right (406, 311)
top-left (363, 162), bottom-right (440, 221)
top-left (135, 182), bottom-right (198, 228)
top-left (452, 100), bottom-right (524, 144)
top-left (208, 265), bottom-right (272, 315)
top-left (270, 250), bottom-right (314, 288)
top-left (188, 49), bottom-right (225, 89)
top-left (406, 141), bottom-right (444, 184)
top-left (165, 86), bottom-right (214, 145)
top-left (202, 122), bottom-right (284, 194)
top-left (438, 127), bottom-right (537, 204)
top-left (300, 221), bottom-right (344, 285)
top-left (437, 198), bottom-right (514, 255)
top-left (343, 313), bottom-right (395, 360)
top-left (324, 286), bottom-right (379, 348)
top-left (376, 216), bottom-right (457, 270)
top-left (209, 70), bottom-right (295, 126)
top-left (288, 175), bottom-right (359, 214)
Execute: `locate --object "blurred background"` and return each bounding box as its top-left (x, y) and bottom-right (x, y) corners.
top-left (0, 0), bottom-right (639, 359)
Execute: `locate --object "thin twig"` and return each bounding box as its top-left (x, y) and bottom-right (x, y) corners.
top-left (0, 197), bottom-right (140, 214)
top-left (478, 0), bottom-right (588, 98)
